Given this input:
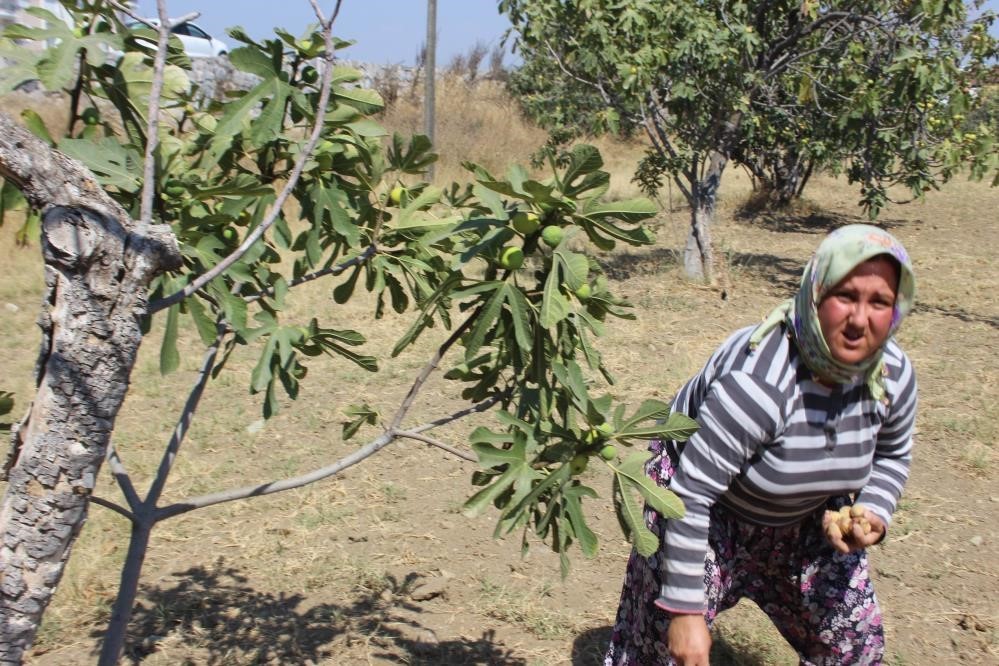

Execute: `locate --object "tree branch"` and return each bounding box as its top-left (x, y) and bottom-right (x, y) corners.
top-left (105, 445), bottom-right (141, 512)
top-left (134, 0), bottom-right (172, 232)
top-left (89, 496), bottom-right (137, 524)
top-left (387, 304), bottom-right (483, 432)
top-left (147, 6), bottom-right (341, 314)
top-left (143, 324), bottom-right (226, 508)
top-left (153, 394), bottom-right (501, 520)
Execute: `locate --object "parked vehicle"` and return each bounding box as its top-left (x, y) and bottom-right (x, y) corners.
top-left (127, 19), bottom-right (229, 58)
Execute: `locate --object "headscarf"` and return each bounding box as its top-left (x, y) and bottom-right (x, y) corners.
top-left (749, 224), bottom-right (916, 403)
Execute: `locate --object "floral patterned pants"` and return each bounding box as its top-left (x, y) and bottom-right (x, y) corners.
top-left (604, 441), bottom-right (885, 665)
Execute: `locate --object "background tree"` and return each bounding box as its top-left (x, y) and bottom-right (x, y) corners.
top-left (500, 0), bottom-right (998, 280)
top-left (0, 1), bottom-right (694, 663)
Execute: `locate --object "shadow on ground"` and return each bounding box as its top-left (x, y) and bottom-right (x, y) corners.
top-left (104, 559), bottom-right (525, 665)
top-left (735, 202), bottom-right (912, 235)
top-left (724, 252), bottom-right (804, 294)
top-left (596, 243), bottom-right (804, 297)
top-left (571, 625), bottom-right (781, 665)
top-left (598, 247), bottom-right (680, 281)
top-left (915, 302), bottom-right (999, 330)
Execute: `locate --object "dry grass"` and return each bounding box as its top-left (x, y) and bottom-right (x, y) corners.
top-left (3, 76), bottom-right (999, 665)
top-left (379, 76), bottom-right (549, 184)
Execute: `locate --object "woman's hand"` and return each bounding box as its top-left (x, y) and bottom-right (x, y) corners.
top-left (822, 506), bottom-right (886, 554)
top-left (668, 613), bottom-right (711, 665)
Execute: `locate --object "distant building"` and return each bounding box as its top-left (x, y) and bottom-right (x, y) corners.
top-left (1, 0), bottom-right (74, 49)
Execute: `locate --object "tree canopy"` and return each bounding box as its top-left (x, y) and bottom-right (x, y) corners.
top-left (501, 0), bottom-right (998, 277)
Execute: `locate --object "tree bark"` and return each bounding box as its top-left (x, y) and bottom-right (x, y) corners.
top-left (0, 112), bottom-right (180, 664)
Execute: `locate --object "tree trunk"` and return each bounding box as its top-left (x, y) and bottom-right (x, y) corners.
top-left (682, 149), bottom-right (726, 283)
top-left (683, 200), bottom-right (715, 282)
top-left (772, 149), bottom-right (810, 206)
top-left (99, 521), bottom-right (153, 665)
top-left (0, 112), bottom-right (180, 664)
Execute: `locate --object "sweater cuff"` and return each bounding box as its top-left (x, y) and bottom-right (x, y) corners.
top-left (654, 595), bottom-right (706, 615)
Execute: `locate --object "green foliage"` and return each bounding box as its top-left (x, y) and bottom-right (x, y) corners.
top-left (0, 1), bottom-right (695, 566)
top-left (501, 0), bottom-right (998, 213)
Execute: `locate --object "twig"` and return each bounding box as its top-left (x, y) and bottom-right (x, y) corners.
top-left (106, 0), bottom-right (199, 28)
top-left (408, 391), bottom-right (507, 433)
top-left (393, 429), bottom-right (477, 461)
top-left (243, 244), bottom-right (377, 303)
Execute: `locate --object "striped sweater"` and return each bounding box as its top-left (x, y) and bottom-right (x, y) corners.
top-left (656, 324), bottom-right (917, 614)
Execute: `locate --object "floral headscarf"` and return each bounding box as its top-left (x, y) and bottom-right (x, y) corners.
top-left (749, 224), bottom-right (916, 403)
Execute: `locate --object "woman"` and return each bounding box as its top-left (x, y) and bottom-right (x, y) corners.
top-left (604, 224), bottom-right (917, 666)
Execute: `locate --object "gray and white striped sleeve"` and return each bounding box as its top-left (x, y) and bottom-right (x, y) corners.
top-left (656, 370), bottom-right (784, 614)
top-left (856, 349), bottom-right (917, 527)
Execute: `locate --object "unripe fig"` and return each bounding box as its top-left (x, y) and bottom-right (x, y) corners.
top-left (499, 246), bottom-right (524, 270)
top-left (541, 225), bottom-right (564, 248)
top-left (81, 107), bottom-right (100, 126)
top-left (512, 211), bottom-right (540, 235)
top-left (569, 453), bottom-right (589, 475)
top-left (599, 444), bottom-right (617, 461)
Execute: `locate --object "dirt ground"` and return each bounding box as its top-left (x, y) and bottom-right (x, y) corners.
top-left (2, 171), bottom-right (997, 665)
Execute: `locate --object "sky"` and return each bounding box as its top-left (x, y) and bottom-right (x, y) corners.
top-left (135, 0), bottom-right (514, 66)
top-left (133, 1), bottom-right (999, 67)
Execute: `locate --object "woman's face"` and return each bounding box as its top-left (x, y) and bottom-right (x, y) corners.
top-left (817, 256), bottom-right (900, 365)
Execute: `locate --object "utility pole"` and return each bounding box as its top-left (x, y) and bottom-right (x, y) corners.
top-left (424, 0), bottom-right (437, 181)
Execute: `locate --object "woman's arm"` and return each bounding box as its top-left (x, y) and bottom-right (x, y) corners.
top-left (657, 371), bottom-right (784, 613)
top-left (855, 350), bottom-right (918, 529)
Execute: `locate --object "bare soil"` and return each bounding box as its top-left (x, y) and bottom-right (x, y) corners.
top-left (2, 172), bottom-right (997, 665)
